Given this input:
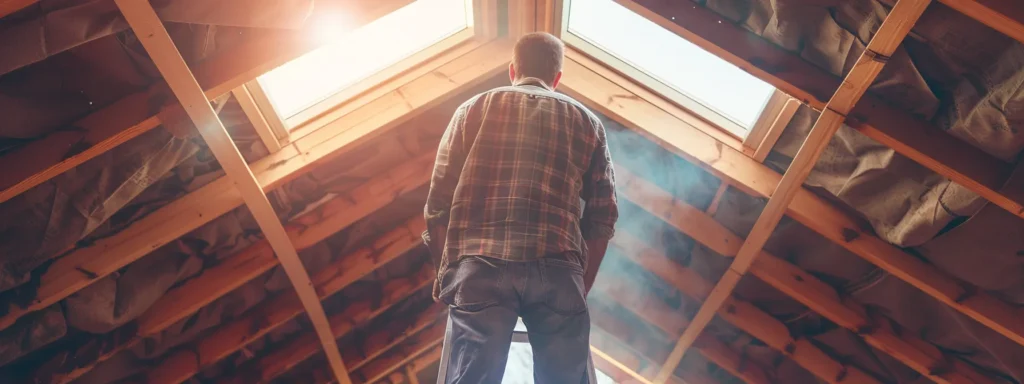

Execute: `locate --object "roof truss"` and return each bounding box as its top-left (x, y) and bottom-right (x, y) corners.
top-left (4, 0), bottom-right (1024, 383)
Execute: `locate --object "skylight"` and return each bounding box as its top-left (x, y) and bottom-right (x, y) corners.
top-left (256, 0), bottom-right (472, 126)
top-left (565, 0), bottom-right (775, 136)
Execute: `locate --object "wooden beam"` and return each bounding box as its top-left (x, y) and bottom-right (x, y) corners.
top-left (143, 218), bottom-right (426, 384)
top-left (372, 342), bottom-right (446, 384)
top-left (37, 156), bottom-right (430, 384)
top-left (232, 85), bottom-right (284, 152)
top-left (112, 1), bottom-right (354, 380)
top-left (0, 0), bottom-right (34, 18)
top-left (0, 0), bottom-right (414, 206)
top-left (618, 0), bottom-right (1024, 220)
top-left (589, 318), bottom-right (712, 384)
top-left (562, 48), bottom-right (1024, 369)
top-left (600, 231), bottom-right (879, 384)
top-left (939, 0), bottom-right (1024, 45)
top-left (751, 99), bottom-right (800, 163)
top-left (616, 168), bottom-right (997, 384)
top-left (594, 278), bottom-right (775, 384)
top-left (241, 309), bottom-right (445, 384)
top-left (590, 346), bottom-right (656, 384)
top-left (135, 154), bottom-right (432, 337)
top-left (219, 266), bottom-right (437, 384)
top-left (655, 2), bottom-right (930, 378)
top-left (348, 321), bottom-right (447, 384)
top-left (0, 38), bottom-right (511, 334)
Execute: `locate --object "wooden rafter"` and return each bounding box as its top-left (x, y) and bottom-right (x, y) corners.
top-left (938, 0), bottom-right (1024, 45)
top-left (113, 0), bottom-right (355, 381)
top-left (372, 342), bottom-right (445, 384)
top-left (38, 156), bottom-right (431, 384)
top-left (236, 307), bottom-right (444, 384)
top-left (589, 314), bottom-right (714, 384)
top-left (655, 2), bottom-right (930, 378)
top-left (135, 155), bottom-right (432, 337)
top-left (0, 0), bottom-right (415, 206)
top-left (0, 0), bottom-right (33, 18)
top-left (562, 47), bottom-right (1024, 355)
top-left (619, 0), bottom-right (1024, 221)
top-left (594, 272), bottom-right (776, 384)
top-left (143, 218), bottom-right (427, 384)
top-left (218, 264), bottom-right (437, 383)
top-left (601, 229), bottom-right (879, 384)
top-left (0, 38), bottom-right (511, 334)
top-left (231, 85), bottom-right (285, 153)
top-left (616, 167), bottom-right (996, 384)
top-left (222, 295), bottom-right (446, 384)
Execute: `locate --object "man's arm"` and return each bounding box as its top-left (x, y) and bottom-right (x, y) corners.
top-left (423, 101), bottom-right (473, 300)
top-left (580, 117), bottom-right (618, 295)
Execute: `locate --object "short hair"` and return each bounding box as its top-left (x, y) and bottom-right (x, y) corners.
top-left (512, 32), bottom-right (565, 84)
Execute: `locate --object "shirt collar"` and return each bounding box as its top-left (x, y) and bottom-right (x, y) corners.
top-left (513, 76), bottom-right (553, 91)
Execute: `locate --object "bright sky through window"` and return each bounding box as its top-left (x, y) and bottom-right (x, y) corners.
top-left (567, 0), bottom-right (774, 130)
top-left (257, 0), bottom-right (471, 120)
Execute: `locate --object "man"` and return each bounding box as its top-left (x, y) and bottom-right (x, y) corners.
top-left (423, 32), bottom-right (618, 383)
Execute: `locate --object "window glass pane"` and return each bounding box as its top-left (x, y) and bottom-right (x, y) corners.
top-left (257, 0), bottom-right (470, 120)
top-left (567, 0), bottom-right (774, 130)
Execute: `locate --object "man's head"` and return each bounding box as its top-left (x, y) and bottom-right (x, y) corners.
top-left (510, 32), bottom-right (565, 89)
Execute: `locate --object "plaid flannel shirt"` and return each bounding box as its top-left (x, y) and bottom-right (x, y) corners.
top-left (423, 77), bottom-right (618, 279)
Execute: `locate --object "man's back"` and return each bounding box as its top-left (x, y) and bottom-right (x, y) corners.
top-left (427, 79), bottom-right (615, 264)
top-left (427, 32), bottom-right (617, 384)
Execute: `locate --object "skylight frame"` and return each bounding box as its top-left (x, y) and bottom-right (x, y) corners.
top-left (247, 0), bottom-right (490, 139)
top-left (557, 0), bottom-right (781, 140)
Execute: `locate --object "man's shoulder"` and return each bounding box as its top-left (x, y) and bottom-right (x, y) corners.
top-left (466, 86), bottom-right (601, 123)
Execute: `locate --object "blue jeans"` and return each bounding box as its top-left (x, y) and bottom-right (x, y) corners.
top-left (435, 255), bottom-right (593, 383)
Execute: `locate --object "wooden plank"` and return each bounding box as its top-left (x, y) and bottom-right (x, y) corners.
top-left (232, 85), bottom-right (284, 152)
top-left (563, 49), bottom-right (1024, 360)
top-left (405, 365), bottom-right (421, 384)
top-left (605, 231), bottom-right (879, 384)
top-left (144, 218), bottom-right (426, 384)
top-left (742, 90), bottom-right (790, 154)
top-left (752, 99), bottom-right (801, 163)
top-left (616, 167), bottom-right (997, 384)
top-left (655, 3), bottom-right (930, 378)
top-left (0, 0), bottom-right (34, 18)
top-left (221, 282), bottom-right (441, 384)
top-left (112, 1), bottom-right (352, 381)
top-left (590, 347), bottom-right (656, 384)
top-left (248, 309), bottom-right (444, 384)
top-left (0, 91), bottom-right (165, 204)
top-left (939, 0), bottom-right (1024, 45)
top-left (595, 274), bottom-right (774, 384)
top-left (589, 320), bottom-right (713, 384)
top-left (135, 154), bottom-right (432, 336)
top-left (0, 0), bottom-right (413, 206)
top-left (0, 38), bottom-right (510, 334)
top-left (349, 323), bottom-right (447, 384)
top-left (618, 0), bottom-right (1024, 220)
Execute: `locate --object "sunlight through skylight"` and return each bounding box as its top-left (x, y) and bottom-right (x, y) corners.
top-left (567, 0), bottom-right (774, 131)
top-left (257, 0), bottom-right (471, 121)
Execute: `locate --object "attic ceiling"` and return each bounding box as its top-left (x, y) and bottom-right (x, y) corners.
top-left (0, 0), bottom-right (1023, 383)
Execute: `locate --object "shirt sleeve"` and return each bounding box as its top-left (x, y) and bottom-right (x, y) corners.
top-left (423, 100), bottom-right (473, 250)
top-left (580, 116), bottom-right (618, 240)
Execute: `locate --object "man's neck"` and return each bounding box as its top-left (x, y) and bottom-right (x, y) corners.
top-left (513, 76), bottom-right (553, 91)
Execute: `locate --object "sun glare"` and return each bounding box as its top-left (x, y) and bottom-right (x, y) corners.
top-left (257, 0), bottom-right (471, 122)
